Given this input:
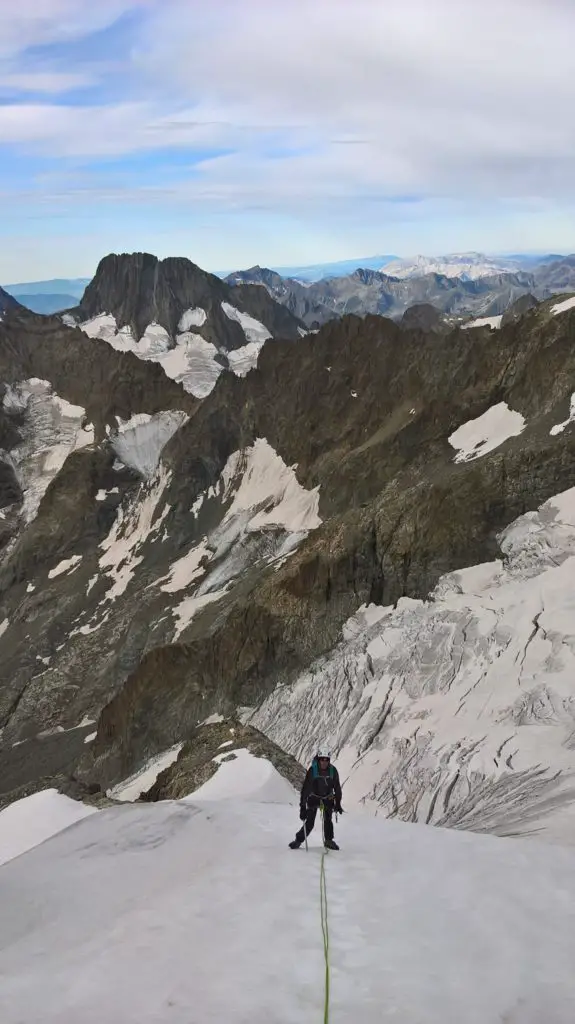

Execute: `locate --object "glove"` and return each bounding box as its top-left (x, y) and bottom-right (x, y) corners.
top-left (335, 805), bottom-right (344, 814)
top-left (299, 806), bottom-right (307, 821)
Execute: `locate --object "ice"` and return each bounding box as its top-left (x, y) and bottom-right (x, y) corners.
top-left (178, 307), bottom-right (207, 330)
top-left (551, 295), bottom-right (575, 316)
top-left (227, 339), bottom-right (265, 376)
top-left (47, 555), bottom-right (82, 579)
top-left (448, 401), bottom-right (526, 462)
top-left (107, 743), bottom-right (185, 801)
top-left (0, 789), bottom-right (96, 868)
top-left (0, 618), bottom-right (8, 638)
top-left (83, 732), bottom-right (97, 744)
top-left (110, 410), bottom-right (188, 478)
top-left (2, 379), bottom-right (94, 522)
top-left (221, 301), bottom-right (272, 344)
top-left (79, 314), bottom-right (223, 398)
top-left (462, 315), bottom-right (503, 330)
top-left (159, 332), bottom-right (223, 397)
top-left (0, 766), bottom-right (575, 1022)
top-left (550, 393), bottom-right (575, 436)
top-left (251, 486), bottom-right (575, 846)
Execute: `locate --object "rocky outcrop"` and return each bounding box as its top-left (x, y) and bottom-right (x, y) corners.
top-left (400, 303), bottom-right (450, 333)
top-left (501, 293), bottom-right (539, 326)
top-left (139, 720), bottom-right (304, 801)
top-left (0, 286), bottom-right (24, 320)
top-left (73, 252), bottom-right (304, 347)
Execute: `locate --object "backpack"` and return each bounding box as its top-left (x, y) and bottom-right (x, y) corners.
top-left (310, 759), bottom-right (335, 799)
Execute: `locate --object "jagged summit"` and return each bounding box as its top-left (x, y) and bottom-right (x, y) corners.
top-left (66, 251), bottom-right (305, 397)
top-left (76, 252), bottom-right (232, 342)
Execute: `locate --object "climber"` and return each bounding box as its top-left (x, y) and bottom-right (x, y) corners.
top-left (289, 747), bottom-right (343, 850)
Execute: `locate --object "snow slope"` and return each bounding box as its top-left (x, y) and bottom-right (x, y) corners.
top-left (0, 789), bottom-right (96, 867)
top-left (448, 402), bottom-right (526, 462)
top-left (1, 757), bottom-right (575, 1023)
top-left (250, 487), bottom-right (575, 845)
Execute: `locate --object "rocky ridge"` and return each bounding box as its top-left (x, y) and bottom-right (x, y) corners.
top-left (1, 282), bottom-right (575, 842)
top-left (227, 257), bottom-right (575, 326)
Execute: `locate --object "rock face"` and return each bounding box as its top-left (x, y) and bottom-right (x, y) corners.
top-left (400, 303), bottom-right (450, 334)
top-left (66, 252), bottom-right (305, 397)
top-left (0, 286), bottom-right (24, 320)
top-left (74, 251), bottom-right (304, 345)
top-left (2, 284), bottom-right (575, 843)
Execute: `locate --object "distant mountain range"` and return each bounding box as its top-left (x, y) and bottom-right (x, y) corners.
top-left (225, 255), bottom-right (575, 326)
top-left (5, 253), bottom-right (574, 319)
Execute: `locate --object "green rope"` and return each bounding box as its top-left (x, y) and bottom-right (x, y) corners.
top-left (320, 807), bottom-right (331, 1024)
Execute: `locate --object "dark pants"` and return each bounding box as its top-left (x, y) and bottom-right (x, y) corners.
top-left (296, 798), bottom-right (334, 843)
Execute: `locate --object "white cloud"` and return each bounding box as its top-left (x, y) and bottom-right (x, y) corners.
top-left (0, 71), bottom-right (94, 94)
top-left (0, 1), bottom-right (146, 59)
top-left (1, 0), bottom-right (575, 275)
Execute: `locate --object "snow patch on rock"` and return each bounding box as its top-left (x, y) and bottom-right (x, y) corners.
top-left (551, 295), bottom-right (575, 316)
top-left (158, 438), bottom-right (321, 640)
top-left (48, 555), bottom-right (82, 580)
top-left (79, 313), bottom-right (223, 398)
top-left (108, 743), bottom-right (184, 801)
top-left (110, 411), bottom-right (188, 479)
top-left (178, 307), bottom-right (207, 330)
top-left (221, 302), bottom-right (272, 344)
top-left (98, 466), bottom-right (172, 603)
top-left (449, 402), bottom-right (526, 462)
top-left (551, 393), bottom-right (575, 436)
top-left (462, 315), bottom-right (503, 330)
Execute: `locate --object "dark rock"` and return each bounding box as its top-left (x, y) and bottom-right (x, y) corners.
top-left (501, 293), bottom-right (539, 326)
top-left (72, 252), bottom-right (305, 350)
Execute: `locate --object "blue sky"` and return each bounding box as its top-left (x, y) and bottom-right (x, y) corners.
top-left (0, 0), bottom-right (574, 280)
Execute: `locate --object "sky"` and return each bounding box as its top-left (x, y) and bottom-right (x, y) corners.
top-left (0, 0), bottom-right (574, 280)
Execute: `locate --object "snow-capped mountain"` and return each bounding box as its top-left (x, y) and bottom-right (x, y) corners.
top-left (1, 752), bottom-right (575, 1023)
top-left (380, 252), bottom-right (524, 280)
top-left (2, 280), bottom-right (575, 853)
top-left (229, 255), bottom-right (575, 327)
top-left (65, 252), bottom-right (305, 397)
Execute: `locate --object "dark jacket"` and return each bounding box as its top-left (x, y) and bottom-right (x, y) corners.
top-left (300, 758), bottom-right (342, 809)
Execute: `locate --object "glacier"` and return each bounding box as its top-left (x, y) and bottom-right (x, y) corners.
top-left (1, 379), bottom-right (94, 523)
top-left (249, 487), bottom-right (575, 845)
top-left (1, 752), bottom-right (575, 1023)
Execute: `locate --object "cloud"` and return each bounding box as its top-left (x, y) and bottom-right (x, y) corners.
top-left (0, 1), bottom-right (147, 58)
top-left (1, 0), bottom-right (574, 274)
top-left (0, 71), bottom-right (94, 94)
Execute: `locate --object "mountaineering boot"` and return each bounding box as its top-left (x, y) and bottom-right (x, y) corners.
top-left (324, 839), bottom-right (339, 850)
top-left (289, 839), bottom-right (302, 849)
